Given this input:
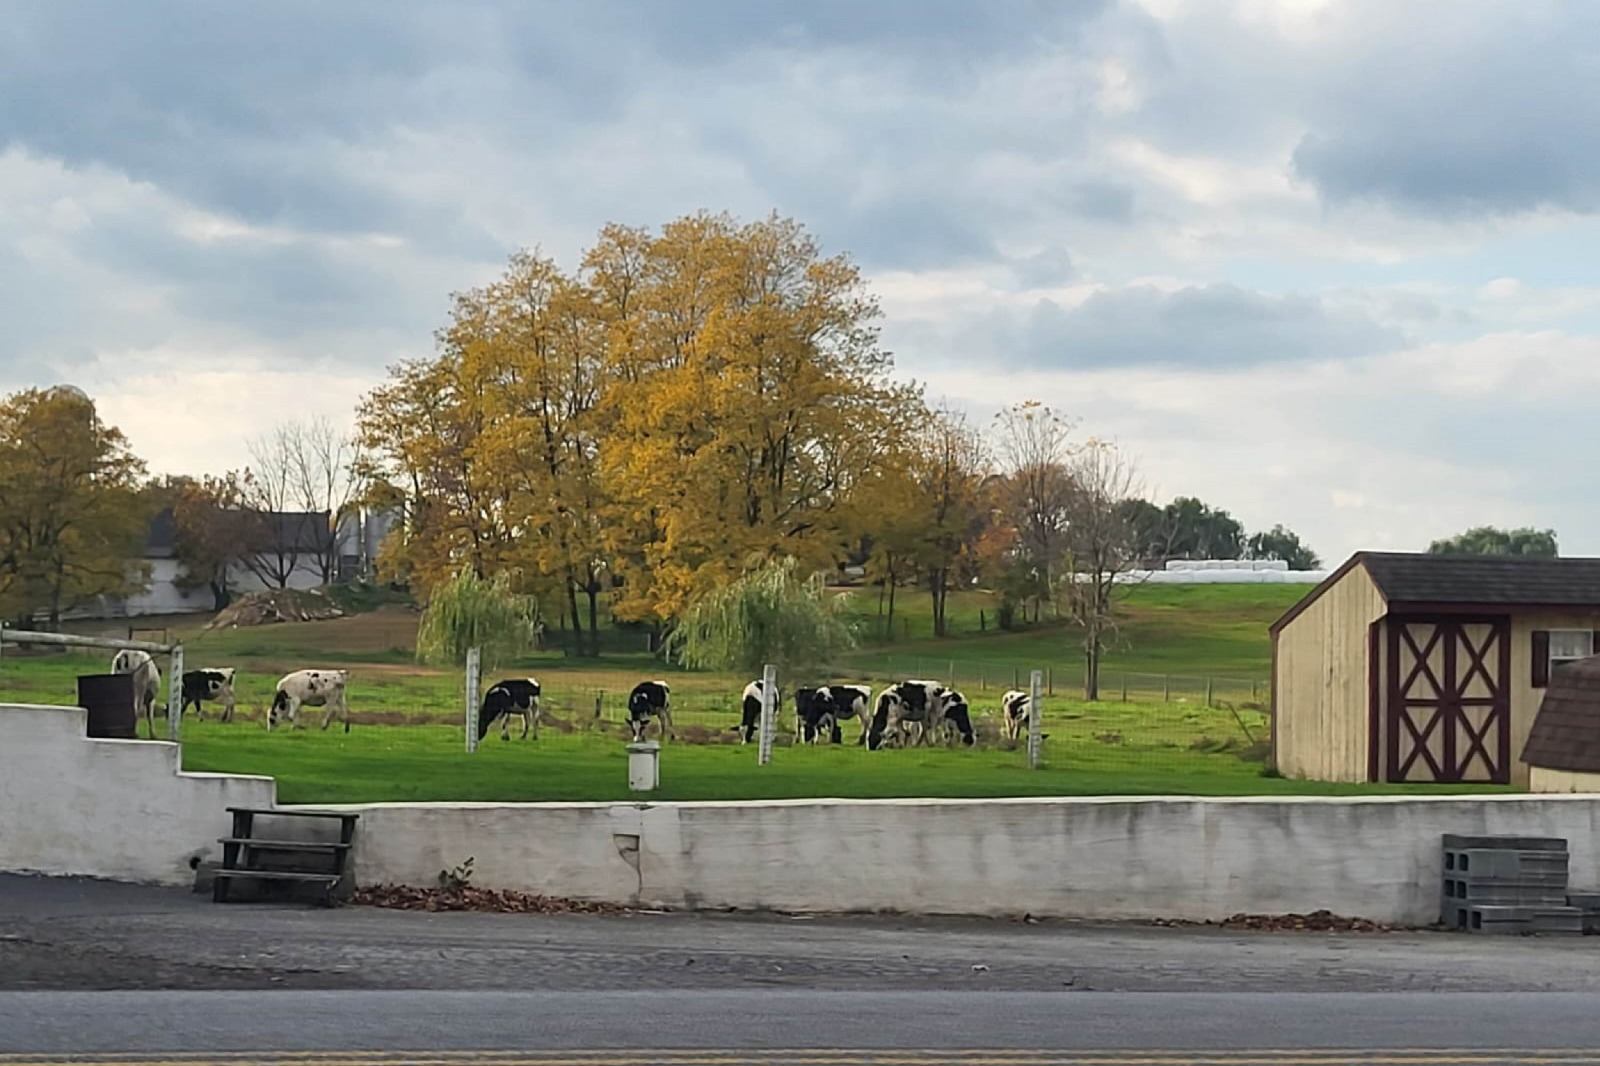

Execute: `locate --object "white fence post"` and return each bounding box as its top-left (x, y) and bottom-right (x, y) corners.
top-left (464, 646), bottom-right (482, 754)
top-left (166, 644), bottom-right (184, 742)
top-left (1027, 668), bottom-right (1043, 769)
top-left (757, 662), bottom-right (777, 766)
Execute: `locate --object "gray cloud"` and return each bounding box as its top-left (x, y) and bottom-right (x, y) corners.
top-left (982, 283), bottom-right (1405, 370)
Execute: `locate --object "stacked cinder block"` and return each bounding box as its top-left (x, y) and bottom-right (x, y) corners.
top-left (1440, 834), bottom-right (1583, 935)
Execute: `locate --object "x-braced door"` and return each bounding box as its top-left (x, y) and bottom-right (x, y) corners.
top-left (1386, 616), bottom-right (1511, 784)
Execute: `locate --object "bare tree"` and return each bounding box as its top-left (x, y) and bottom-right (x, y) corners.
top-left (238, 417), bottom-right (366, 588)
top-left (1061, 437), bottom-right (1145, 701)
top-left (991, 400), bottom-right (1078, 618)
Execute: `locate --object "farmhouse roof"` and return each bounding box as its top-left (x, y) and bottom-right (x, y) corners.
top-left (1270, 552), bottom-right (1600, 635)
top-left (143, 507), bottom-right (333, 559)
top-left (1520, 656), bottom-right (1600, 772)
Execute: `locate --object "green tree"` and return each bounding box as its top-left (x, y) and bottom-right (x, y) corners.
top-left (668, 556), bottom-right (858, 685)
top-left (1427, 525), bottom-right (1558, 558)
top-left (415, 569), bottom-right (539, 671)
top-left (1245, 524), bottom-right (1322, 569)
top-left (1163, 496), bottom-right (1245, 559)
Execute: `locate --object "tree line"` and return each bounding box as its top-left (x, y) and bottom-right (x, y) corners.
top-left (10, 210), bottom-right (1549, 674)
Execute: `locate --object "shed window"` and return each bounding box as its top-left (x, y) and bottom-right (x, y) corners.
top-left (1550, 630), bottom-right (1594, 666)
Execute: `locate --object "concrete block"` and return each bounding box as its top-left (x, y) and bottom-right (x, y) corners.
top-left (1442, 903), bottom-right (1530, 934)
top-left (1442, 834), bottom-right (1568, 852)
top-left (1528, 906), bottom-right (1585, 936)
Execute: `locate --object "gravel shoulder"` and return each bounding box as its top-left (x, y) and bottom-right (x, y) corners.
top-left (4, 873), bottom-right (1600, 993)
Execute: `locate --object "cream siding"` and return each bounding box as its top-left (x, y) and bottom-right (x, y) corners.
top-left (1273, 565), bottom-right (1387, 782)
top-left (1510, 610), bottom-right (1600, 789)
top-left (1530, 767), bottom-right (1600, 793)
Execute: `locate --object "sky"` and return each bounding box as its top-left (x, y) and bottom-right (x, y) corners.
top-left (4, 0), bottom-right (1599, 566)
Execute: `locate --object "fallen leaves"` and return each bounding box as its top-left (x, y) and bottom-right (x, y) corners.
top-left (1150, 909), bottom-right (1403, 933)
top-left (351, 884), bottom-right (634, 916)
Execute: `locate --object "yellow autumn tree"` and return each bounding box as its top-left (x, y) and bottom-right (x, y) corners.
top-left (591, 211), bottom-right (902, 624)
top-left (0, 386), bottom-right (151, 627)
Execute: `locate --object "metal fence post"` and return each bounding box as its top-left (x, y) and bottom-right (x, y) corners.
top-left (464, 646), bottom-right (481, 753)
top-left (1047, 667), bottom-right (1054, 696)
top-left (757, 663), bottom-right (777, 766)
top-left (1205, 677), bottom-right (1214, 708)
top-left (166, 644), bottom-right (184, 742)
top-left (1120, 674), bottom-right (1128, 702)
top-left (1027, 668), bottom-right (1043, 769)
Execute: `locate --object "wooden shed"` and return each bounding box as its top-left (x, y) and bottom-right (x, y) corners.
top-left (1520, 656), bottom-right (1600, 793)
top-left (1270, 552), bottom-right (1600, 787)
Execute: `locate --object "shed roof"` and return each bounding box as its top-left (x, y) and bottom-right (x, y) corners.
top-left (1270, 551), bottom-right (1600, 635)
top-left (1520, 656), bottom-right (1600, 772)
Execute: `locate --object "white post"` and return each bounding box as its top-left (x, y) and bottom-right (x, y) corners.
top-left (757, 662), bottom-right (777, 766)
top-left (167, 644), bottom-right (185, 742)
top-left (1027, 668), bottom-right (1043, 769)
top-left (464, 646), bottom-right (481, 753)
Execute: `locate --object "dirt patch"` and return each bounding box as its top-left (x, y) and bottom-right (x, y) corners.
top-left (352, 884), bottom-right (635, 915)
top-left (207, 587), bottom-right (346, 629)
top-left (1150, 909), bottom-right (1405, 933)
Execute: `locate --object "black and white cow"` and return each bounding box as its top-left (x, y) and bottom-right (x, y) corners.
top-left (739, 679), bottom-right (779, 744)
top-left (268, 669), bottom-right (351, 732)
top-left (478, 677), bottom-right (542, 742)
top-left (793, 685), bottom-right (838, 744)
top-left (1001, 688), bottom-right (1032, 741)
top-left (110, 649), bottom-right (162, 739)
top-left (627, 680), bottom-right (674, 742)
top-left (866, 680), bottom-right (951, 750)
top-left (180, 668), bottom-right (237, 722)
top-left (797, 684), bottom-right (872, 745)
top-left (938, 689), bottom-right (976, 747)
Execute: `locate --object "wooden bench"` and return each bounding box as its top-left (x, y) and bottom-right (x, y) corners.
top-left (212, 807), bottom-right (359, 907)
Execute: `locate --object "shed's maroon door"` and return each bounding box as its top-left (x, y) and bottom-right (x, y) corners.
top-left (1386, 616), bottom-right (1511, 784)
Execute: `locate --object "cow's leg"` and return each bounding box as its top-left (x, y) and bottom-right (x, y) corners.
top-left (501, 712), bottom-right (512, 741)
top-left (222, 692), bottom-right (235, 723)
top-left (530, 705), bottom-right (541, 741)
top-left (659, 705), bottom-right (674, 742)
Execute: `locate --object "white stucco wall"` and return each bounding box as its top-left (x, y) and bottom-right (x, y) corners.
top-left (284, 793), bottom-right (1600, 925)
top-left (0, 703), bottom-right (277, 885)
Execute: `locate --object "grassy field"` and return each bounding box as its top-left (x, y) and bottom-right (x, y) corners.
top-left (1, 579), bottom-right (1514, 802)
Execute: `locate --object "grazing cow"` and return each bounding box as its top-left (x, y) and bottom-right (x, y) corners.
top-left (793, 686), bottom-right (838, 745)
top-left (268, 669), bottom-right (351, 733)
top-left (797, 684), bottom-right (872, 745)
top-left (110, 649), bottom-right (162, 739)
top-left (866, 680), bottom-right (952, 751)
top-left (1001, 689), bottom-right (1032, 741)
top-left (739, 679), bottom-right (781, 744)
top-left (938, 689), bottom-right (976, 747)
top-left (627, 680), bottom-right (674, 742)
top-left (180, 668), bottom-right (237, 722)
top-left (478, 677), bottom-right (542, 742)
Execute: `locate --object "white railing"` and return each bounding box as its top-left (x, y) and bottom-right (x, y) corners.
top-left (0, 625), bottom-right (185, 741)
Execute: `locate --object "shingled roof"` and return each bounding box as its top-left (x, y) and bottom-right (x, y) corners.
top-left (1521, 656), bottom-right (1600, 773)
top-left (1360, 552), bottom-right (1600, 606)
top-left (1271, 551), bottom-right (1600, 635)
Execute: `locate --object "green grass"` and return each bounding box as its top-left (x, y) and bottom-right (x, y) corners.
top-left (171, 718), bottom-right (1512, 804)
top-left (4, 579), bottom-right (1507, 804)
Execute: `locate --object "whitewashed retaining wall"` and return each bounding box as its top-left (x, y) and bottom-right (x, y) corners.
top-left (0, 703), bottom-right (276, 885)
top-left (285, 793), bottom-right (1600, 925)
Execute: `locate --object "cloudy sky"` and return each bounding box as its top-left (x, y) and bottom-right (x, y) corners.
top-left (5, 0), bottom-right (1598, 565)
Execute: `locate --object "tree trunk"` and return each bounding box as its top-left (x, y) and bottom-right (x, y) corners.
top-left (930, 570), bottom-right (947, 637)
top-left (1083, 634), bottom-right (1101, 701)
top-left (586, 584), bottom-right (600, 659)
top-left (885, 564), bottom-right (898, 640)
top-left (565, 575), bottom-right (584, 659)
top-left (210, 580), bottom-right (230, 612)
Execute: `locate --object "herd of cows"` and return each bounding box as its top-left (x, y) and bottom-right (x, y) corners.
top-left (105, 649), bottom-right (1043, 750)
top-left (483, 675), bottom-right (1043, 751)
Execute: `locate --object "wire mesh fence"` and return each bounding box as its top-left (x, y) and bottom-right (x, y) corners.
top-left (843, 655), bottom-right (1267, 709)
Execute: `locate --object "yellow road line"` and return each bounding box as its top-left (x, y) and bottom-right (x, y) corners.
top-left (9, 1049), bottom-right (1600, 1056)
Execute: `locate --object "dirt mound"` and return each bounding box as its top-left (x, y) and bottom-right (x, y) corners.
top-left (205, 587), bottom-right (345, 630)
top-left (1151, 909), bottom-right (1403, 933)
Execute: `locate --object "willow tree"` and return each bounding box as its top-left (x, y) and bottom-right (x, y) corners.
top-left (415, 569), bottom-right (539, 671)
top-left (668, 556), bottom-right (857, 685)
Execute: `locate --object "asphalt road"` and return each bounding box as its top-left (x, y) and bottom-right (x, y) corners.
top-left (7, 875), bottom-right (1600, 1061)
top-left (3, 990), bottom-right (1600, 1059)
